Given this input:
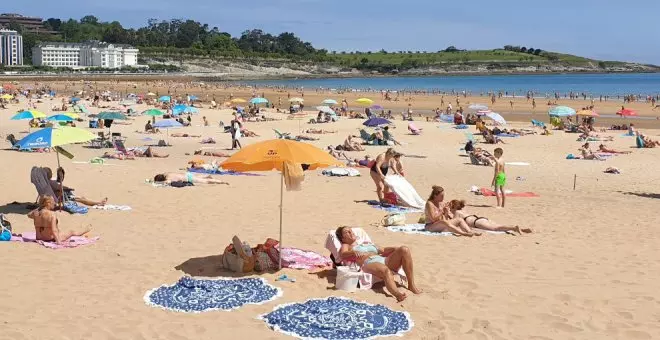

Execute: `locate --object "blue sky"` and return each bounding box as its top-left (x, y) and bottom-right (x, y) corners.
top-left (5, 0), bottom-right (660, 64)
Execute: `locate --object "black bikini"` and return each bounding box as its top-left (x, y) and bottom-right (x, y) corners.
top-left (465, 215), bottom-right (488, 226)
top-left (370, 163), bottom-right (389, 176)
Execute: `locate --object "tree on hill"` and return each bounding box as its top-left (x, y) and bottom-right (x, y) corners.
top-left (520, 47), bottom-right (527, 53)
top-left (527, 48), bottom-right (535, 54)
top-left (445, 45), bottom-right (459, 52)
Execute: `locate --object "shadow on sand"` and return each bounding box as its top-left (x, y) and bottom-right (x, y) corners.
top-left (620, 191), bottom-right (660, 199)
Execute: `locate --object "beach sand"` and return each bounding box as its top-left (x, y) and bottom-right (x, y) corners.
top-left (2, 83), bottom-right (660, 340)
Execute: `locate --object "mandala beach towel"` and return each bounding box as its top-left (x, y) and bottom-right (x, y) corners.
top-left (260, 296), bottom-right (413, 339)
top-left (145, 276), bottom-right (282, 313)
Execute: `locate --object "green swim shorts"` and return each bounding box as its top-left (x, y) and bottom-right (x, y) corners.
top-left (495, 172), bottom-right (507, 186)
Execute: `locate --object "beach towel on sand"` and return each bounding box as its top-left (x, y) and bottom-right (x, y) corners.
top-left (387, 224), bottom-right (504, 236)
top-left (280, 247), bottom-right (333, 270)
top-left (144, 277), bottom-right (281, 313)
top-left (384, 175), bottom-right (425, 209)
top-left (187, 168), bottom-right (261, 176)
top-left (259, 297), bottom-right (413, 339)
top-left (480, 188), bottom-right (540, 197)
top-left (366, 200), bottom-right (422, 214)
top-left (10, 231), bottom-right (99, 249)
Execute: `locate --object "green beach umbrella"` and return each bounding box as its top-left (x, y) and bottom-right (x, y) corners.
top-left (143, 109), bottom-right (165, 117)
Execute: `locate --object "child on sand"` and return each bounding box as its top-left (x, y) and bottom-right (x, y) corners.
top-left (491, 148), bottom-right (506, 208)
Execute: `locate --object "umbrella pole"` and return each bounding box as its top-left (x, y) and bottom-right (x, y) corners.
top-left (56, 151), bottom-right (64, 211)
top-left (279, 164), bottom-right (284, 270)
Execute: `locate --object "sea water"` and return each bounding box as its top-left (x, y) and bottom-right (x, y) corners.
top-left (241, 73), bottom-right (660, 97)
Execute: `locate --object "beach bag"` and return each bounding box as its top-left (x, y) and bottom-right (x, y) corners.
top-left (382, 213), bottom-right (406, 227)
top-left (254, 238), bottom-right (280, 271)
top-left (0, 214), bottom-right (11, 241)
top-left (222, 236), bottom-right (255, 273)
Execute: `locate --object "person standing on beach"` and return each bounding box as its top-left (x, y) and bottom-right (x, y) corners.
top-left (491, 148), bottom-right (506, 208)
top-left (230, 115), bottom-right (242, 149)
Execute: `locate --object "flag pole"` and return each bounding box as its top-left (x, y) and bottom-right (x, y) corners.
top-left (279, 162), bottom-right (284, 270)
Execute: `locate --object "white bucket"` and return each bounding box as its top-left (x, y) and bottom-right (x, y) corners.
top-left (335, 266), bottom-right (361, 292)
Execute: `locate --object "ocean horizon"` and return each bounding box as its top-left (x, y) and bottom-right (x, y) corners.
top-left (238, 73), bottom-right (660, 97)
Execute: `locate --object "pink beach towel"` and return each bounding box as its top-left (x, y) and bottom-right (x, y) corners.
top-left (280, 247), bottom-right (333, 270)
top-left (480, 188), bottom-right (540, 197)
top-left (10, 231), bottom-right (99, 249)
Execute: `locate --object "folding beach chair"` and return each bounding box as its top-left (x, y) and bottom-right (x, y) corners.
top-left (531, 119), bottom-right (545, 128)
top-left (31, 167), bottom-right (58, 204)
top-left (359, 129), bottom-right (378, 145)
top-left (273, 129), bottom-right (293, 140)
top-left (324, 227), bottom-right (406, 290)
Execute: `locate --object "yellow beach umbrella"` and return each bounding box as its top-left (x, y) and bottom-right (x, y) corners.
top-left (63, 112), bottom-right (80, 119)
top-left (231, 98), bottom-right (247, 103)
top-left (221, 139), bottom-right (342, 268)
top-left (355, 98), bottom-right (374, 105)
top-left (0, 94), bottom-right (13, 100)
top-left (576, 109), bottom-right (599, 117)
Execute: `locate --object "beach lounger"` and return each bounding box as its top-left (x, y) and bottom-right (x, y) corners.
top-left (273, 129), bottom-right (293, 140)
top-left (531, 119), bottom-right (545, 128)
top-left (408, 123), bottom-right (422, 135)
top-left (31, 167), bottom-right (58, 204)
top-left (324, 227), bottom-right (406, 290)
top-left (359, 129), bottom-right (378, 145)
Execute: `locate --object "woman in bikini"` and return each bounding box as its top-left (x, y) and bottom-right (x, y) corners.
top-left (369, 148), bottom-right (400, 203)
top-left (336, 226), bottom-right (422, 302)
top-left (28, 196), bottom-right (92, 244)
top-left (424, 186), bottom-right (480, 236)
top-left (446, 199), bottom-right (531, 235)
top-left (153, 172), bottom-right (229, 185)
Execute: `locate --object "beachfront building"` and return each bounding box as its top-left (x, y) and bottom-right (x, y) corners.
top-left (0, 13), bottom-right (56, 34)
top-left (32, 41), bottom-right (139, 68)
top-left (0, 29), bottom-right (23, 66)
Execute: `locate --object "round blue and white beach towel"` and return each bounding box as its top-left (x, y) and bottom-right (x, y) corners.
top-left (144, 276), bottom-right (282, 313)
top-left (260, 296), bottom-right (413, 339)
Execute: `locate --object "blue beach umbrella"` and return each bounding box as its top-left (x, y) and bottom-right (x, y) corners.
top-left (12, 110), bottom-right (46, 120)
top-left (71, 97), bottom-right (81, 103)
top-left (548, 106), bottom-right (576, 117)
top-left (189, 95), bottom-right (198, 101)
top-left (363, 117), bottom-right (391, 127)
top-left (153, 119), bottom-right (183, 145)
top-left (250, 97), bottom-right (269, 105)
top-left (159, 95), bottom-right (171, 102)
top-left (47, 114), bottom-right (74, 122)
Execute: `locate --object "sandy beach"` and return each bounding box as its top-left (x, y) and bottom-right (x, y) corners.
top-left (2, 81), bottom-right (660, 340)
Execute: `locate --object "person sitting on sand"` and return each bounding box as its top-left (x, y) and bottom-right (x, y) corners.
top-left (335, 226), bottom-right (422, 302)
top-left (28, 196), bottom-right (92, 244)
top-left (598, 144), bottom-right (631, 154)
top-left (541, 126), bottom-right (552, 135)
top-left (46, 167), bottom-right (108, 207)
top-left (579, 143), bottom-right (604, 160)
top-left (639, 132), bottom-right (660, 148)
top-left (171, 133), bottom-right (201, 138)
top-left (471, 148), bottom-right (494, 166)
top-left (343, 135), bottom-right (364, 151)
top-left (446, 199), bottom-right (531, 235)
top-left (424, 185), bottom-right (480, 237)
top-left (193, 149), bottom-right (231, 157)
top-left (153, 172), bottom-right (229, 185)
top-left (145, 120), bottom-right (160, 133)
top-left (483, 129), bottom-right (505, 144)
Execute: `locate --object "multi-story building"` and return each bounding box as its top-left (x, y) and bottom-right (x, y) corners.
top-left (32, 41), bottom-right (139, 68)
top-left (0, 29), bottom-right (23, 66)
top-left (0, 13), bottom-right (56, 34)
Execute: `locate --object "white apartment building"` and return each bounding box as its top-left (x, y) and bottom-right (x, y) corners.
top-left (32, 41), bottom-right (139, 68)
top-left (0, 29), bottom-right (23, 66)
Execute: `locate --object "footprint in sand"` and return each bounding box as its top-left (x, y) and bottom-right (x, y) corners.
top-left (623, 330), bottom-right (652, 339)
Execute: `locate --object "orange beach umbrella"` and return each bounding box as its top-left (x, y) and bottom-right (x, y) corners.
top-left (221, 139), bottom-right (342, 268)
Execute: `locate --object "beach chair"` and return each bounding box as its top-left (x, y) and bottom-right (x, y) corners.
top-left (324, 228), bottom-right (407, 290)
top-left (531, 119), bottom-right (545, 128)
top-left (273, 129), bottom-right (293, 140)
top-left (408, 122), bottom-right (422, 135)
top-left (111, 132), bottom-right (126, 142)
top-left (359, 129), bottom-right (378, 145)
top-left (31, 167), bottom-right (58, 204)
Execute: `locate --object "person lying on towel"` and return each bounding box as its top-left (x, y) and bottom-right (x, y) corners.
top-left (153, 172), bottom-right (229, 185)
top-left (335, 226), bottom-right (422, 302)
